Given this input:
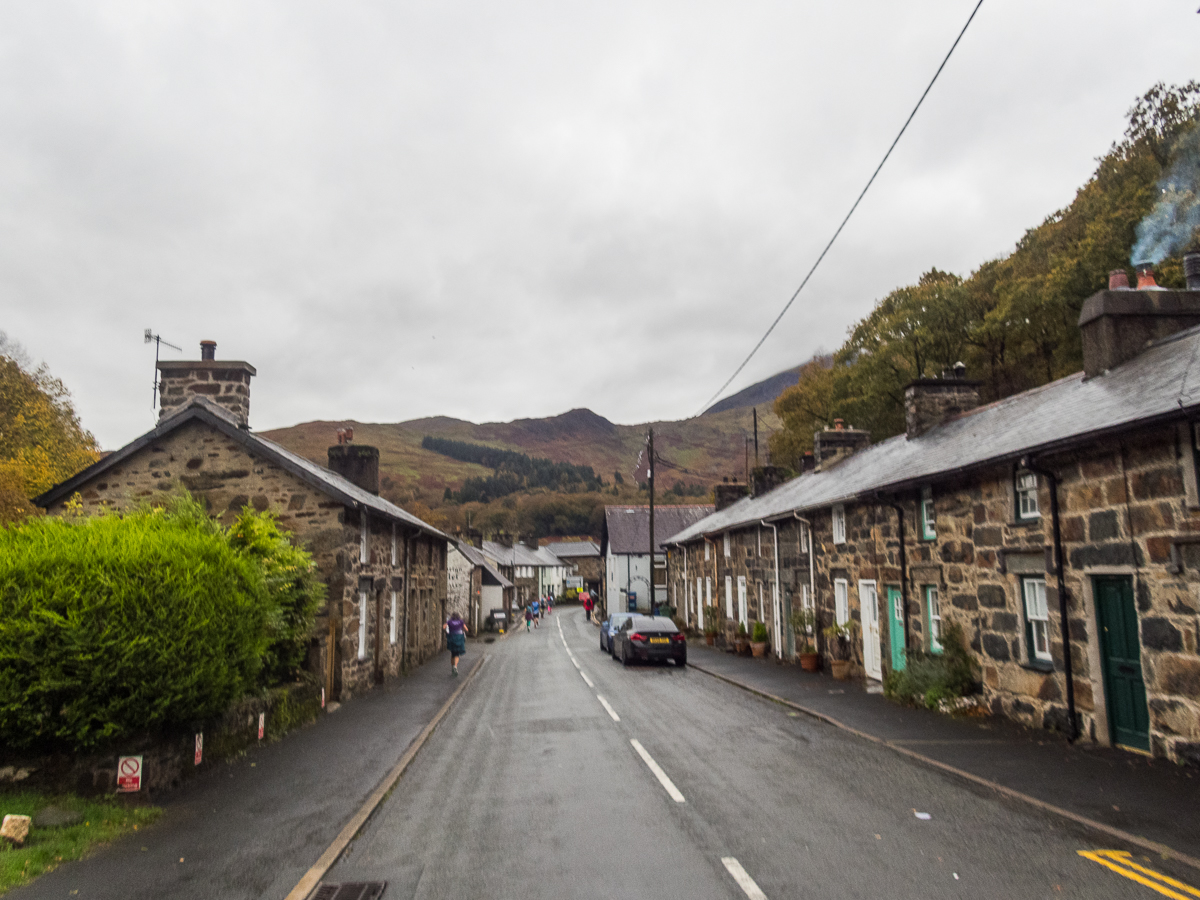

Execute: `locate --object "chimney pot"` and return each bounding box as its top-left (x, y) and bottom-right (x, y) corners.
top-left (1109, 269), bottom-right (1131, 290)
top-left (1136, 264), bottom-right (1158, 290)
top-left (953, 361), bottom-right (967, 379)
top-left (1185, 250), bottom-right (1200, 291)
top-left (833, 418), bottom-right (844, 430)
top-left (199, 340), bottom-right (216, 360)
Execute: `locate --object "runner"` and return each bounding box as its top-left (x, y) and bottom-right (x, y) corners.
top-left (444, 611), bottom-right (467, 676)
top-left (531, 598), bottom-right (540, 627)
top-left (524, 605), bottom-right (533, 632)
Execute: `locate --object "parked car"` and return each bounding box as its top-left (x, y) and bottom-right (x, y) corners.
top-left (612, 615), bottom-right (686, 667)
top-left (600, 612), bottom-right (635, 654)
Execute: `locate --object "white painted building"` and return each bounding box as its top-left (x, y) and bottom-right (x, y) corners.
top-left (600, 505), bottom-right (713, 615)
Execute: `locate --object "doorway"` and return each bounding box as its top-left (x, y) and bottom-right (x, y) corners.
top-left (1093, 575), bottom-right (1149, 752)
top-left (887, 585), bottom-right (906, 672)
top-left (737, 576), bottom-right (748, 629)
top-left (859, 580), bottom-right (882, 680)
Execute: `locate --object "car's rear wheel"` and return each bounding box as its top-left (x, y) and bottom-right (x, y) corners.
top-left (621, 644), bottom-right (631, 667)
top-left (676, 655), bottom-right (687, 668)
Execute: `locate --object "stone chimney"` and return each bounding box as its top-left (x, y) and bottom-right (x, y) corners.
top-left (157, 341), bottom-right (256, 426)
top-left (800, 451), bottom-right (815, 473)
top-left (714, 482), bottom-right (749, 511)
top-left (522, 537), bottom-right (539, 551)
top-left (751, 466), bottom-right (789, 498)
top-left (903, 369), bottom-right (980, 439)
top-left (327, 444), bottom-right (380, 495)
top-left (813, 419), bottom-right (870, 470)
top-left (1079, 273), bottom-right (1200, 377)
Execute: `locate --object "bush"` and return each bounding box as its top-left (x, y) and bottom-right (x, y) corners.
top-left (751, 621), bottom-right (769, 642)
top-left (227, 507), bottom-right (325, 685)
top-left (0, 507), bottom-right (271, 753)
top-left (883, 622), bottom-right (977, 710)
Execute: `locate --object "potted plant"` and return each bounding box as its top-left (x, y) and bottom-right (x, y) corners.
top-left (750, 621), bottom-right (769, 658)
top-left (791, 608), bottom-right (820, 672)
top-left (735, 621), bottom-right (750, 655)
top-left (703, 614), bottom-right (720, 646)
top-left (823, 619), bottom-right (860, 680)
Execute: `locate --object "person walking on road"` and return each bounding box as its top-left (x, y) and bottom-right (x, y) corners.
top-left (444, 611), bottom-right (467, 676)
top-left (524, 605), bottom-right (533, 632)
top-left (531, 598), bottom-right (540, 627)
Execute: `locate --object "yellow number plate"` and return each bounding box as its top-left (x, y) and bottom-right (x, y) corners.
top-left (649, 637), bottom-right (670, 644)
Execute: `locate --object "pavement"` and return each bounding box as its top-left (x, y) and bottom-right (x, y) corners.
top-left (10, 641), bottom-right (485, 900)
top-left (324, 608), bottom-right (1198, 899)
top-left (687, 641), bottom-right (1200, 866)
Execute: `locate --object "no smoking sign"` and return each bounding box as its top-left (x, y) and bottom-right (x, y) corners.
top-left (117, 755), bottom-right (143, 792)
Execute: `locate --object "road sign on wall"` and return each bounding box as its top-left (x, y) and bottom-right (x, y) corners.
top-left (117, 755), bottom-right (143, 792)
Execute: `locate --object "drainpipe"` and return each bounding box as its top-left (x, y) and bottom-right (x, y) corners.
top-left (682, 545), bottom-right (689, 628)
top-left (761, 520), bottom-right (783, 659)
top-left (1022, 456), bottom-right (1077, 743)
top-left (402, 532), bottom-right (411, 672)
top-left (889, 501), bottom-right (911, 658)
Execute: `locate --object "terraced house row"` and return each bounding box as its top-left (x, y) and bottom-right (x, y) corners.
top-left (665, 259), bottom-right (1200, 765)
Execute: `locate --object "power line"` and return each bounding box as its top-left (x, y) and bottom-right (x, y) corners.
top-left (695, 0), bottom-right (986, 416)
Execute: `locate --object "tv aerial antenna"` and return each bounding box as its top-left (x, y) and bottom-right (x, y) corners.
top-left (144, 329), bottom-right (182, 411)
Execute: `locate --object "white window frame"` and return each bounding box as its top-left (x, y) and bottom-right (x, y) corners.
top-left (360, 515), bottom-right (369, 562)
top-left (705, 576), bottom-right (711, 608)
top-left (832, 505), bottom-right (846, 545)
top-left (705, 542), bottom-right (710, 561)
top-left (834, 579), bottom-right (849, 626)
top-left (1015, 471), bottom-right (1040, 521)
top-left (725, 575), bottom-right (734, 619)
top-left (920, 488), bottom-right (936, 541)
top-left (1022, 577), bottom-right (1052, 663)
top-left (391, 524), bottom-right (398, 566)
top-left (723, 533), bottom-right (731, 558)
top-left (925, 585), bottom-right (942, 653)
top-left (757, 529), bottom-right (762, 557)
top-left (389, 590), bottom-right (398, 645)
top-left (358, 588), bottom-right (369, 660)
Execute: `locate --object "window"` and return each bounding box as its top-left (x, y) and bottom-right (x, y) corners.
top-left (1015, 471), bottom-right (1040, 520)
top-left (391, 524), bottom-right (398, 567)
top-left (920, 488), bottom-right (936, 541)
top-left (390, 590), bottom-right (398, 645)
top-left (834, 579), bottom-right (849, 626)
top-left (757, 529), bottom-right (762, 557)
top-left (1022, 577), bottom-right (1051, 664)
top-left (358, 589), bottom-right (369, 660)
top-left (723, 533), bottom-right (731, 558)
top-left (654, 553), bottom-right (666, 569)
top-left (925, 585), bottom-right (942, 654)
top-left (705, 576), bottom-right (712, 607)
top-left (725, 575), bottom-right (734, 618)
top-left (832, 505), bottom-right (846, 544)
top-left (705, 542), bottom-right (710, 561)
top-left (360, 516), bottom-right (369, 562)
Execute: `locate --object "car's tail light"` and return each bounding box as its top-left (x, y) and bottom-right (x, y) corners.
top-left (671, 633), bottom-right (686, 642)
top-left (630, 632), bottom-right (646, 642)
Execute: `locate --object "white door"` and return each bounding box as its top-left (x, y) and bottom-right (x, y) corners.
top-left (859, 580), bottom-right (882, 680)
top-left (737, 576), bottom-right (748, 629)
top-left (697, 578), bottom-right (704, 630)
top-left (725, 575), bottom-right (733, 619)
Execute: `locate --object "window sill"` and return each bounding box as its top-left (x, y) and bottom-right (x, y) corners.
top-left (1009, 518), bottom-right (1042, 528)
top-left (1020, 660), bottom-right (1055, 673)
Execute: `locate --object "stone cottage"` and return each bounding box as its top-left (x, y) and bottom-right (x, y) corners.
top-left (35, 342), bottom-right (450, 702)
top-left (448, 537), bottom-right (513, 633)
top-left (666, 262), bottom-right (1200, 764)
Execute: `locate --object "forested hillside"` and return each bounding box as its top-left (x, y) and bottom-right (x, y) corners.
top-left (770, 82), bottom-right (1200, 467)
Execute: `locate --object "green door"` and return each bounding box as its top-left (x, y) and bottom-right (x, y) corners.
top-left (887, 586), bottom-right (906, 671)
top-left (1094, 576), bottom-right (1149, 752)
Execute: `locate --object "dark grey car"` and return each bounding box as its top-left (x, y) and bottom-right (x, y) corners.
top-left (612, 615), bottom-right (687, 667)
top-left (601, 612), bottom-right (635, 655)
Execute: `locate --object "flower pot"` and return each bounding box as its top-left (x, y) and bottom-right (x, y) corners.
top-left (705, 633), bottom-right (715, 646)
top-left (750, 641), bottom-right (768, 658)
top-left (799, 652), bottom-right (820, 672)
top-left (735, 638), bottom-right (749, 655)
top-left (831, 659), bottom-right (851, 680)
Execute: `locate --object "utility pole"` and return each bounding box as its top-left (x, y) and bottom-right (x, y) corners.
top-left (648, 428), bottom-right (655, 615)
top-left (753, 407), bottom-right (759, 467)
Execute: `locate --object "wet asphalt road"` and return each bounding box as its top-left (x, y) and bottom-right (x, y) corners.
top-left (326, 608), bottom-right (1175, 900)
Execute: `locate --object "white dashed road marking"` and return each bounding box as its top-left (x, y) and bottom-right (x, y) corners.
top-left (596, 695), bottom-right (621, 722)
top-left (722, 858), bottom-right (769, 899)
top-left (580, 671), bottom-right (594, 688)
top-left (630, 739), bottom-right (685, 803)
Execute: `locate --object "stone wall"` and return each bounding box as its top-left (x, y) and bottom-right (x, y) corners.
top-left (46, 418), bottom-right (448, 702)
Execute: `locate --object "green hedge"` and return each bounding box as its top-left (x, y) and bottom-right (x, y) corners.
top-left (0, 508), bottom-right (271, 752)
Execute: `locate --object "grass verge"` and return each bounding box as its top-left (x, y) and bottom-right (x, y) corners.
top-left (0, 790), bottom-right (161, 895)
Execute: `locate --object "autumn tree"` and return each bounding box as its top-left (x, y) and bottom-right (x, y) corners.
top-left (0, 333), bottom-right (100, 523)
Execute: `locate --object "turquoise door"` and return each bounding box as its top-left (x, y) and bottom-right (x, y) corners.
top-left (1094, 576), bottom-right (1149, 751)
top-left (887, 586), bottom-right (906, 671)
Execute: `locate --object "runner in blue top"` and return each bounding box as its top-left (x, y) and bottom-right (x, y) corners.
top-left (444, 612), bottom-right (467, 675)
top-left (530, 599), bottom-right (540, 626)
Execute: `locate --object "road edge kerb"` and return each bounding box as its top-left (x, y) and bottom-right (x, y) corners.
top-left (689, 661), bottom-right (1200, 874)
top-left (283, 654), bottom-right (488, 900)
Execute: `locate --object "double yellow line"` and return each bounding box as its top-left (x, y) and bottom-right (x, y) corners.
top-left (1079, 850), bottom-right (1200, 899)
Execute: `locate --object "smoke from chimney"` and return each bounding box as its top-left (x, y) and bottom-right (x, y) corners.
top-left (1131, 120), bottom-right (1200, 266)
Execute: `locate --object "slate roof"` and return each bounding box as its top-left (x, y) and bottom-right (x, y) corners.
top-left (666, 322), bottom-right (1200, 546)
top-left (543, 540), bottom-right (601, 558)
top-left (604, 505), bottom-right (715, 555)
top-left (453, 541), bottom-right (514, 587)
top-left (481, 540), bottom-right (558, 569)
top-left (34, 397), bottom-right (448, 540)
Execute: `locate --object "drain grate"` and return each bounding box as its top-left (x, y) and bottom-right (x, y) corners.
top-left (310, 882), bottom-right (387, 900)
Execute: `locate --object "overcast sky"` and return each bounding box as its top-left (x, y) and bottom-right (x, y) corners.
top-left (1, 0), bottom-right (1196, 448)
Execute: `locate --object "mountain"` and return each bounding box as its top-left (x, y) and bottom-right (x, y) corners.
top-left (702, 365), bottom-right (802, 415)
top-left (261, 405), bottom-right (779, 507)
